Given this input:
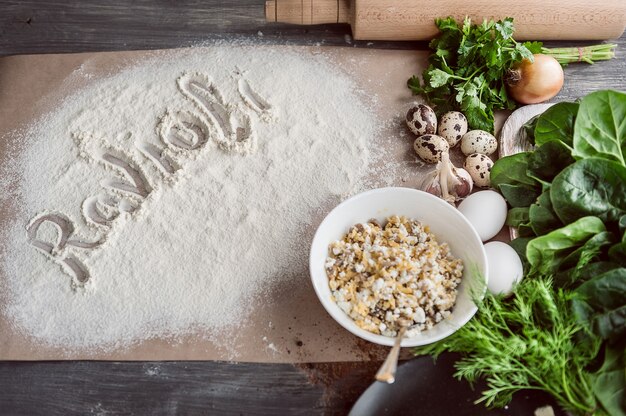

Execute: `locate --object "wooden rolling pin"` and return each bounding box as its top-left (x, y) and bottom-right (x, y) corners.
top-left (265, 0), bottom-right (626, 40)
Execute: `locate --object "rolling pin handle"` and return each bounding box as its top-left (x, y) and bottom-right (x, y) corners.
top-left (265, 1), bottom-right (277, 22)
top-left (265, 0), bottom-right (349, 25)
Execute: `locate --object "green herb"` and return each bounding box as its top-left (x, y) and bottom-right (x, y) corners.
top-left (533, 102), bottom-right (578, 147)
top-left (415, 277), bottom-right (601, 414)
top-left (551, 158), bottom-right (626, 226)
top-left (428, 89), bottom-right (626, 415)
top-left (491, 152), bottom-right (537, 188)
top-left (485, 89), bottom-right (626, 414)
top-left (609, 228), bottom-right (626, 267)
top-left (528, 191), bottom-right (562, 235)
top-left (491, 90), bottom-right (626, 243)
top-left (591, 343), bottom-right (626, 416)
top-left (573, 90), bottom-right (626, 165)
top-left (526, 216), bottom-right (606, 275)
top-left (527, 140), bottom-right (574, 184)
top-left (546, 44), bottom-right (617, 65)
top-left (408, 18), bottom-right (617, 134)
top-left (407, 17), bottom-right (539, 133)
top-left (572, 267), bottom-right (626, 341)
top-left (505, 207), bottom-right (530, 228)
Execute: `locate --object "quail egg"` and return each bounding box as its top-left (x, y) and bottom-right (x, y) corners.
top-left (406, 104), bottom-right (437, 136)
top-left (413, 134), bottom-right (449, 164)
top-left (464, 153), bottom-right (494, 187)
top-left (437, 111), bottom-right (468, 147)
top-left (460, 130), bottom-right (497, 155)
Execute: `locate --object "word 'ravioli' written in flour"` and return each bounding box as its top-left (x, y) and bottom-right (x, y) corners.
top-left (26, 72), bottom-right (272, 288)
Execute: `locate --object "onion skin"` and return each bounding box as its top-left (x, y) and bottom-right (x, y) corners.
top-left (506, 54), bottom-right (564, 104)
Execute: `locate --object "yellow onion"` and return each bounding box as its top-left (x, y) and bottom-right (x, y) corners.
top-left (506, 54), bottom-right (564, 104)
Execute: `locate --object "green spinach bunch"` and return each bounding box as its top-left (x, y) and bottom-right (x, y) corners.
top-left (490, 89), bottom-right (626, 415)
top-left (407, 17), bottom-right (541, 133)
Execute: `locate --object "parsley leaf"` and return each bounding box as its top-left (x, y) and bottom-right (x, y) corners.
top-left (408, 17), bottom-right (541, 133)
top-left (428, 69), bottom-right (454, 88)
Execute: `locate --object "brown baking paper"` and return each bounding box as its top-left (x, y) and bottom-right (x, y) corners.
top-left (0, 45), bottom-right (505, 362)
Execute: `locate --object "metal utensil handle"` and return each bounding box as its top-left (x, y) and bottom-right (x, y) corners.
top-left (375, 327), bottom-right (407, 384)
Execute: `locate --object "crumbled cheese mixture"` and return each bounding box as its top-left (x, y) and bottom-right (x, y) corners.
top-left (325, 216), bottom-right (463, 337)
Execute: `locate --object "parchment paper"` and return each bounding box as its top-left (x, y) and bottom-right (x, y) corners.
top-left (0, 45), bottom-right (505, 362)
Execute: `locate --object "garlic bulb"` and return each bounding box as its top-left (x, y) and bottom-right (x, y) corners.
top-left (420, 151), bottom-right (473, 204)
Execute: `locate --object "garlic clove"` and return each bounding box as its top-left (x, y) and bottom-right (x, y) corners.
top-left (451, 167), bottom-right (473, 199)
top-left (419, 168), bottom-right (442, 197)
top-left (420, 151), bottom-right (473, 204)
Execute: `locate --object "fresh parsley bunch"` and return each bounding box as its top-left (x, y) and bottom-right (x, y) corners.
top-left (408, 17), bottom-right (542, 133)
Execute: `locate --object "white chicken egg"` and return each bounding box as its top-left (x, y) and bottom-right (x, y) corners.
top-left (457, 190), bottom-right (507, 242)
top-left (484, 241), bottom-right (524, 295)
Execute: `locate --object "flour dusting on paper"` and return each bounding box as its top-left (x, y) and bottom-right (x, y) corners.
top-left (0, 44), bottom-right (381, 353)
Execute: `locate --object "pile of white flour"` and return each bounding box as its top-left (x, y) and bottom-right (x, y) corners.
top-left (0, 45), bottom-right (378, 351)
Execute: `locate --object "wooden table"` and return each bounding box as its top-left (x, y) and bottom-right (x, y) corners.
top-left (1, 1), bottom-right (625, 414)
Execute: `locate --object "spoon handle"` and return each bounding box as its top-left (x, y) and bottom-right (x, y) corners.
top-left (375, 327), bottom-right (407, 384)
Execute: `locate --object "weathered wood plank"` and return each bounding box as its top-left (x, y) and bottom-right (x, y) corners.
top-left (0, 0), bottom-right (425, 55)
top-left (2, 0), bottom-right (624, 57)
top-left (0, 1), bottom-right (623, 102)
top-left (0, 357), bottom-right (561, 415)
top-left (0, 360), bottom-right (379, 415)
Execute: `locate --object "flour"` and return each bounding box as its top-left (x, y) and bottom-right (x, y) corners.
top-left (0, 44), bottom-right (379, 352)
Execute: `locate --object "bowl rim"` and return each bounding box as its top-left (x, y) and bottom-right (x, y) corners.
top-left (309, 186), bottom-right (488, 347)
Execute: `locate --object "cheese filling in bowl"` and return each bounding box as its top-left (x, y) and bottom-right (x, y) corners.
top-left (309, 187), bottom-right (488, 347)
top-left (325, 216), bottom-right (463, 338)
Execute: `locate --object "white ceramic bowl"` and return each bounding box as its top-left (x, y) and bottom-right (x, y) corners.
top-left (309, 187), bottom-right (488, 347)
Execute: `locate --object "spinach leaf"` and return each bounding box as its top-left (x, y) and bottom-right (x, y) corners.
top-left (551, 158), bottom-right (626, 226)
top-left (558, 231), bottom-right (614, 272)
top-left (527, 140), bottom-right (575, 184)
top-left (491, 153), bottom-right (541, 208)
top-left (608, 230), bottom-right (626, 266)
top-left (573, 90), bottom-right (626, 165)
top-left (534, 102), bottom-right (578, 147)
top-left (529, 190), bottom-right (562, 235)
top-left (505, 207), bottom-right (530, 227)
top-left (554, 261), bottom-right (621, 290)
top-left (591, 343), bottom-right (626, 416)
top-left (491, 152), bottom-right (538, 188)
top-left (506, 207), bottom-right (535, 237)
top-left (523, 114), bottom-right (540, 145)
top-left (572, 267), bottom-right (626, 341)
top-left (619, 215), bottom-right (626, 235)
top-left (526, 216), bottom-right (606, 275)
top-left (499, 184), bottom-right (541, 208)
top-left (517, 225), bottom-right (536, 238)
top-left (509, 236), bottom-right (532, 271)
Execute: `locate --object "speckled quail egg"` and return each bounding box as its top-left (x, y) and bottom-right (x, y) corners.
top-left (460, 130), bottom-right (497, 155)
top-left (464, 153), bottom-right (494, 187)
top-left (437, 111), bottom-right (468, 147)
top-left (406, 104), bottom-right (437, 136)
top-left (413, 134), bottom-right (449, 163)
